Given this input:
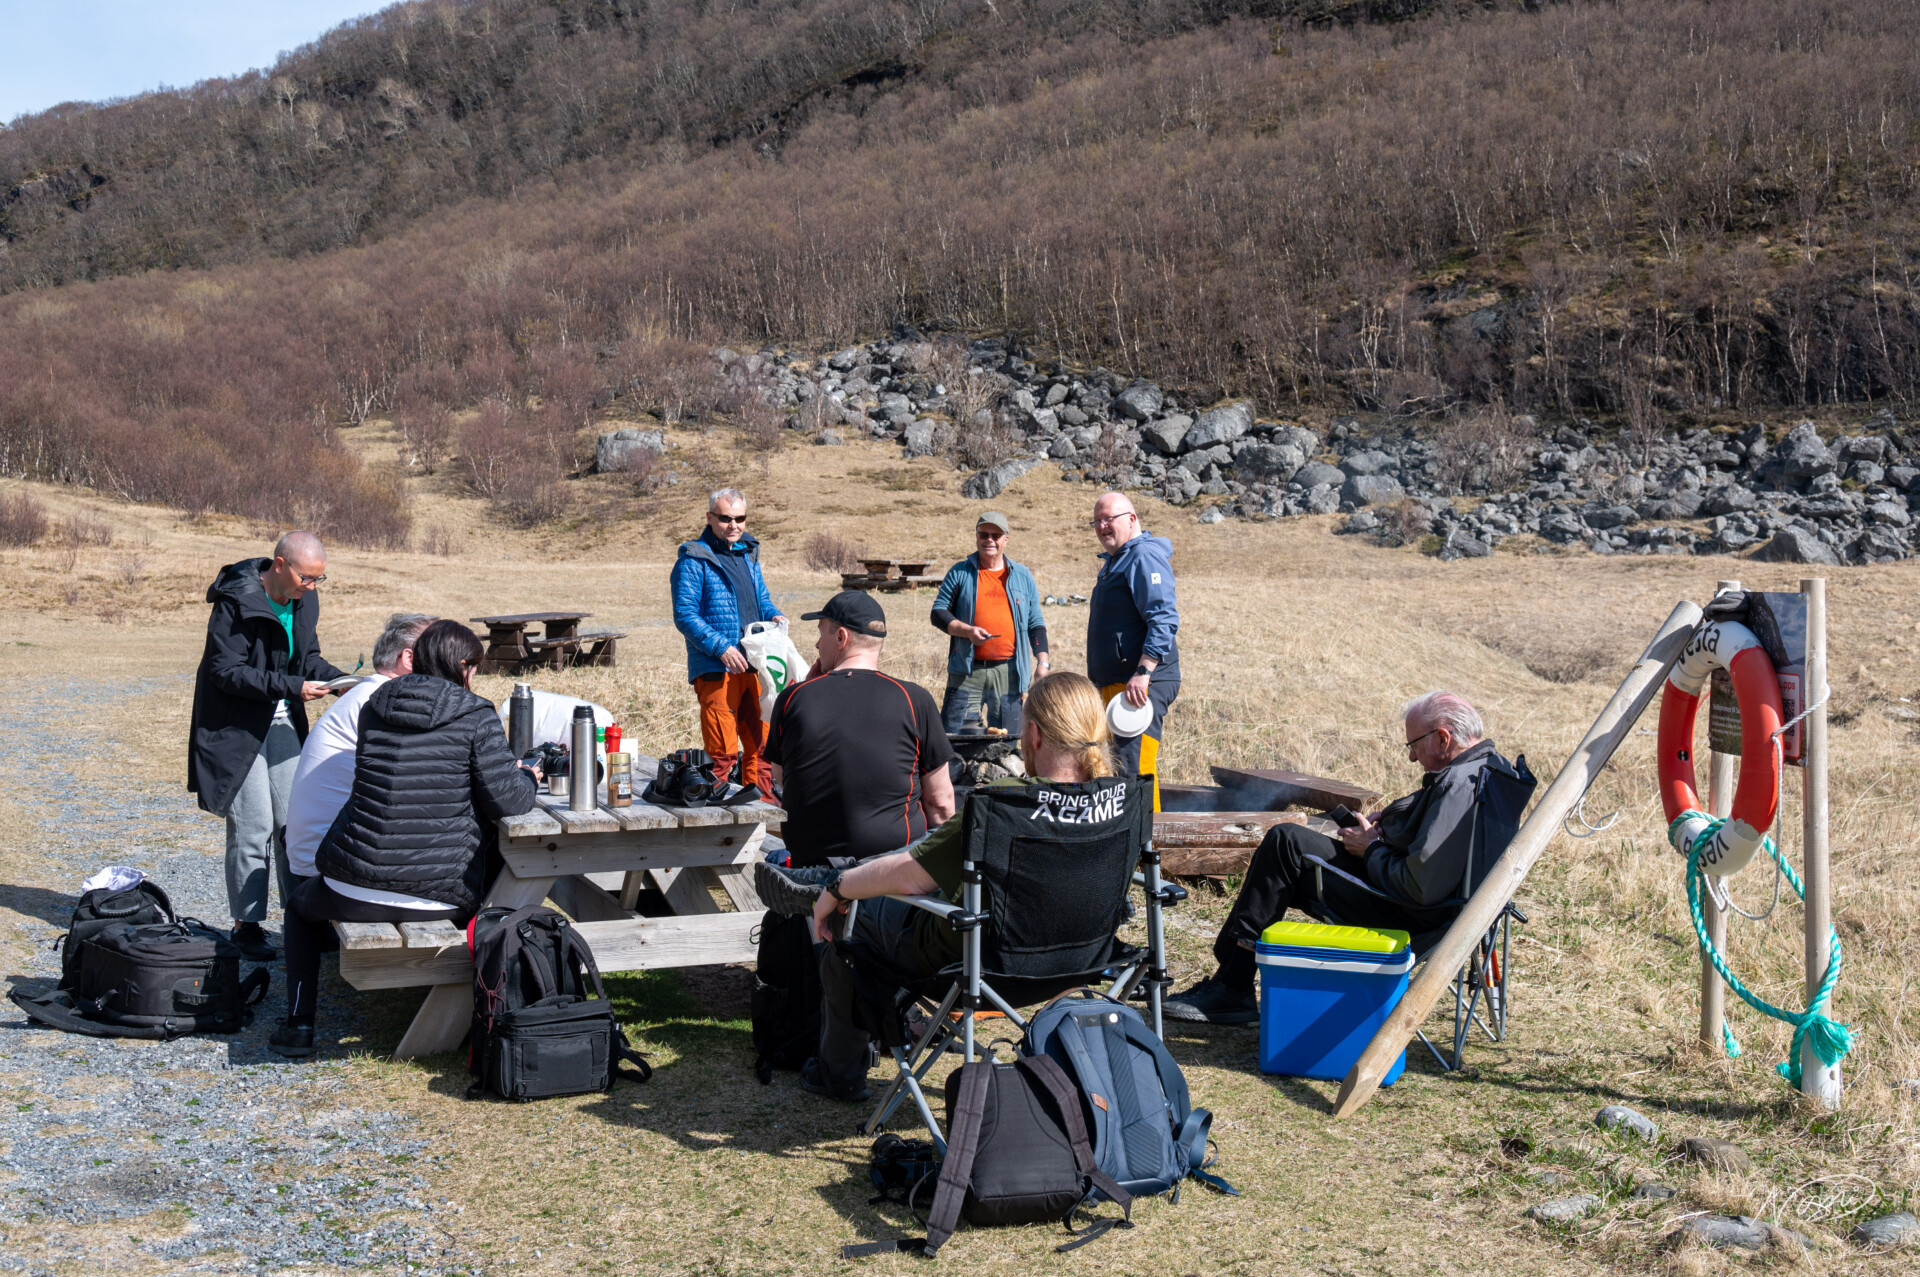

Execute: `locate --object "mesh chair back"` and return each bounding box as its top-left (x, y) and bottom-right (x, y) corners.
top-left (964, 776), bottom-right (1151, 980)
top-left (1463, 752), bottom-right (1537, 899)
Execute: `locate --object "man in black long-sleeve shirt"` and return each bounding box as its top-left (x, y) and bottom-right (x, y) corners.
top-left (1165, 691), bottom-right (1513, 1025)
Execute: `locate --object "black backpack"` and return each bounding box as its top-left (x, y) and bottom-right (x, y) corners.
top-left (12, 918), bottom-right (268, 1040)
top-left (749, 908), bottom-right (822, 1084)
top-left (59, 880), bottom-right (176, 990)
top-left (467, 905), bottom-right (651, 1101)
top-left (845, 1053), bottom-right (1133, 1258)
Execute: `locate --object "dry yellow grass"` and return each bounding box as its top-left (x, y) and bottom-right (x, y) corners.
top-left (1, 427), bottom-right (1917, 1275)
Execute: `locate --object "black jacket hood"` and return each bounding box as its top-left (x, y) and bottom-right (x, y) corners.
top-left (369, 674), bottom-right (496, 733)
top-left (206, 558), bottom-right (280, 618)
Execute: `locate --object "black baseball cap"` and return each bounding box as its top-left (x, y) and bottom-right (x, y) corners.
top-left (801, 590), bottom-right (888, 637)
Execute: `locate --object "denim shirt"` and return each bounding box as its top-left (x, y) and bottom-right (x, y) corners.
top-left (931, 555), bottom-right (1045, 692)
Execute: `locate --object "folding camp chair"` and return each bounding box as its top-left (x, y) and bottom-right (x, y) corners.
top-left (844, 774), bottom-right (1184, 1153)
top-left (1306, 752), bottom-right (1536, 1072)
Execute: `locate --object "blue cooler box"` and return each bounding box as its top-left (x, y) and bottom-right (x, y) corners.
top-left (1255, 921), bottom-right (1414, 1085)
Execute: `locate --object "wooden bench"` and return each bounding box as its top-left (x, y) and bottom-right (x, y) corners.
top-left (574, 629), bottom-right (627, 668)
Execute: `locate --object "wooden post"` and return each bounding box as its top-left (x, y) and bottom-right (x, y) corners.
top-left (1333, 599), bottom-right (1704, 1119)
top-left (1799, 576), bottom-right (1840, 1109)
top-left (1700, 579), bottom-right (1739, 1051)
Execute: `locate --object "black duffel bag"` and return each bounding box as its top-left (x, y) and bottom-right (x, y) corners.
top-left (59, 879), bottom-right (176, 990)
top-left (12, 918), bottom-right (268, 1040)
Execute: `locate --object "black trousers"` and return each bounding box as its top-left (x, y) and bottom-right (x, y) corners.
top-left (1213, 824), bottom-right (1448, 976)
top-left (283, 874), bottom-right (462, 1022)
top-left (816, 896), bottom-right (937, 1091)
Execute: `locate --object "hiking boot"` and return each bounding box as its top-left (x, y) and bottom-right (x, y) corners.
top-left (753, 861), bottom-right (835, 917)
top-left (230, 921), bottom-right (278, 963)
top-left (799, 1056), bottom-right (870, 1103)
top-left (1162, 975), bottom-right (1258, 1026)
top-left (267, 1020), bottom-right (317, 1059)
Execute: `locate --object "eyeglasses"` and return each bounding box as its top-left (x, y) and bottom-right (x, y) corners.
top-left (710, 512), bottom-right (747, 525)
top-left (1089, 513), bottom-right (1136, 529)
top-left (1404, 726), bottom-right (1440, 751)
top-left (294, 571), bottom-right (327, 586)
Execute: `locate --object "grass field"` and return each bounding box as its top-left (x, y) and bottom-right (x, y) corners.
top-left (1, 424), bottom-right (1917, 1275)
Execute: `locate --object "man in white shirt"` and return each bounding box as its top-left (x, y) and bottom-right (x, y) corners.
top-left (283, 613), bottom-right (435, 881)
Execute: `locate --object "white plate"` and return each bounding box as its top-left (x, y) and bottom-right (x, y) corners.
top-left (1106, 692), bottom-right (1153, 739)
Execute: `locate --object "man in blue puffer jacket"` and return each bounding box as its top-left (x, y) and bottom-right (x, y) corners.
top-left (671, 488), bottom-right (786, 793)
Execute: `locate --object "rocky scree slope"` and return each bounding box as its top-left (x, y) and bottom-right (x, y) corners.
top-left (659, 333), bottom-right (1918, 568)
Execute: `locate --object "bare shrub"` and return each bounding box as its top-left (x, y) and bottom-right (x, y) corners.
top-left (620, 448), bottom-right (668, 494)
top-left (1372, 501), bottom-right (1435, 548)
top-left (803, 531), bottom-right (866, 574)
top-left (114, 555), bottom-right (146, 590)
top-left (1083, 422), bottom-right (1136, 476)
top-left (459, 400), bottom-right (572, 525)
top-left (952, 409), bottom-right (1019, 471)
top-left (60, 513), bottom-right (114, 547)
top-left (418, 524), bottom-right (460, 556)
top-left (459, 401), bottom-right (528, 500)
top-left (97, 600), bottom-right (127, 625)
top-left (1429, 407), bottom-right (1539, 495)
top-left (0, 492), bottom-right (49, 546)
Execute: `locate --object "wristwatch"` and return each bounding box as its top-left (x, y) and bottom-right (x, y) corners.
top-left (821, 868), bottom-right (845, 902)
top-left (1133, 664), bottom-right (1152, 677)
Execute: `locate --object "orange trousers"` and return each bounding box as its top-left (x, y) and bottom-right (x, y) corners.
top-left (1099, 682), bottom-right (1163, 812)
top-left (695, 670), bottom-right (769, 793)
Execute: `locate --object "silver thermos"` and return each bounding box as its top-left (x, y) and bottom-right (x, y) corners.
top-left (508, 682), bottom-right (534, 758)
top-left (569, 704), bottom-right (596, 811)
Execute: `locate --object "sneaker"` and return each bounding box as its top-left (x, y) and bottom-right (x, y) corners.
top-left (753, 861), bottom-right (835, 917)
top-left (230, 921), bottom-right (278, 963)
top-left (1161, 975), bottom-right (1258, 1026)
top-left (799, 1056), bottom-right (870, 1103)
top-left (267, 1020), bottom-right (316, 1058)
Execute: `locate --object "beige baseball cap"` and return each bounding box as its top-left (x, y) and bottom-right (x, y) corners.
top-left (976, 511), bottom-right (1012, 534)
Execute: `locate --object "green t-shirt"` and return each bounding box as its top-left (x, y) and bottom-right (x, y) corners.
top-left (906, 778), bottom-right (1029, 972)
top-left (271, 597), bottom-right (298, 674)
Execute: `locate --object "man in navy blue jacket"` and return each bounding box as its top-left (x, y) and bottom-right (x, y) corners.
top-left (671, 488), bottom-right (786, 794)
top-left (1086, 492), bottom-right (1179, 810)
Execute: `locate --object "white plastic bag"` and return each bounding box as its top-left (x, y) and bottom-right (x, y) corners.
top-left (741, 620), bottom-right (807, 720)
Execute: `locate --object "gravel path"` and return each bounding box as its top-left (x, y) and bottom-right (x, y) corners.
top-left (0, 677), bottom-right (474, 1275)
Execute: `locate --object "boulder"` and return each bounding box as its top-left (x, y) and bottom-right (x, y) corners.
top-left (902, 419), bottom-right (938, 458)
top-left (1042, 382), bottom-right (1070, 408)
top-left (1754, 526), bottom-right (1841, 566)
top-left (1304, 484), bottom-right (1341, 515)
top-left (1526, 1195), bottom-right (1601, 1224)
top-left (1869, 499), bottom-right (1913, 526)
top-left (1293, 462), bottom-right (1346, 490)
top-left (1769, 421), bottom-right (1837, 488)
top-left (961, 457), bottom-right (1041, 499)
top-left (1595, 1105), bottom-right (1658, 1141)
top-left (1275, 424), bottom-right (1322, 454)
top-left (1852, 1212), bottom-right (1919, 1249)
top-left (1631, 1182), bottom-right (1677, 1201)
top-left (827, 347), bottom-right (861, 371)
top-left (594, 428), bottom-right (669, 473)
top-left (1140, 415), bottom-right (1193, 455)
top-left (1341, 474), bottom-right (1406, 507)
top-left (1701, 484), bottom-right (1758, 516)
top-left (1198, 506), bottom-right (1225, 525)
top-left (1183, 401), bottom-right (1255, 450)
top-left (1850, 460), bottom-right (1886, 486)
top-left (1889, 464), bottom-right (1919, 490)
top-left (1339, 449), bottom-right (1396, 477)
top-left (1048, 435), bottom-right (1079, 460)
top-left (1541, 512), bottom-right (1589, 544)
top-left (1113, 381), bottom-right (1164, 422)
top-left (1185, 443), bottom-right (1233, 472)
top-left (1438, 531), bottom-right (1491, 561)
top-left (1237, 442), bottom-right (1306, 483)
top-left (814, 428), bottom-right (845, 446)
top-left (1851, 524), bottom-right (1911, 562)
top-left (1586, 503), bottom-right (1640, 530)
top-left (1339, 509), bottom-right (1380, 534)
top-left (1676, 1215), bottom-right (1799, 1251)
top-left (1678, 1136), bottom-right (1751, 1173)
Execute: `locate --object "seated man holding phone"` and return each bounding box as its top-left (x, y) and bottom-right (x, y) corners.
top-left (1165, 691), bottom-right (1515, 1026)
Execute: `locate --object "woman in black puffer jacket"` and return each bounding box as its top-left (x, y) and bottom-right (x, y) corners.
top-left (270, 620), bottom-right (538, 1058)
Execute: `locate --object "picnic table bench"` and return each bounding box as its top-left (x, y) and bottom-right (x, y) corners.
top-left (334, 789), bottom-right (784, 1058)
top-left (473, 611), bottom-right (624, 673)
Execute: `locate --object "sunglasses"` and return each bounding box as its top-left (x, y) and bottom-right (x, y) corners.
top-left (710, 513), bottom-right (747, 525)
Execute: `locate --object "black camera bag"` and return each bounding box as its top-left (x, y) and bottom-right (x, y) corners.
top-left (467, 905), bottom-right (650, 1101)
top-left (59, 880), bottom-right (176, 990)
top-left (11, 918), bottom-right (268, 1039)
top-left (749, 908), bottom-right (822, 1083)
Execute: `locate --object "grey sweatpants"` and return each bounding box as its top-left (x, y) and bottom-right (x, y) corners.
top-left (225, 718), bottom-right (300, 923)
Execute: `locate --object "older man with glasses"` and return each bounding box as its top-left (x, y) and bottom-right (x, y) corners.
top-left (671, 488), bottom-right (787, 795)
top-left (1164, 691), bottom-right (1517, 1025)
top-left (189, 531), bottom-right (350, 961)
top-left (929, 511), bottom-right (1049, 735)
top-left (1085, 491), bottom-right (1180, 811)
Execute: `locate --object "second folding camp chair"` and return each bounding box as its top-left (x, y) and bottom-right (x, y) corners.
top-left (844, 774), bottom-right (1184, 1152)
top-left (1306, 751), bottom-right (1536, 1071)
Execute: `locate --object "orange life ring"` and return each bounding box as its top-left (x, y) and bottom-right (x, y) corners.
top-left (1657, 620), bottom-right (1783, 874)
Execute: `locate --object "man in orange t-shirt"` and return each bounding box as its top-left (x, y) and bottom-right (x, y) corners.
top-left (930, 511), bottom-right (1049, 734)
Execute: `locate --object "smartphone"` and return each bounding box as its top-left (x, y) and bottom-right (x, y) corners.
top-left (1327, 804), bottom-right (1362, 829)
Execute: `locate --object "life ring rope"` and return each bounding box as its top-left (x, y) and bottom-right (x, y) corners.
top-left (1673, 807), bottom-right (1852, 1086)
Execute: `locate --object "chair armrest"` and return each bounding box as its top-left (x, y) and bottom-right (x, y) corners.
top-left (879, 893), bottom-right (987, 932)
top-left (1133, 872), bottom-right (1187, 904)
top-left (1303, 854), bottom-right (1397, 901)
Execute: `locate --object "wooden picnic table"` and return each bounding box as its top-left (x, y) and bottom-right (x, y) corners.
top-left (334, 788), bottom-right (785, 1059)
top-left (471, 611), bottom-right (608, 674)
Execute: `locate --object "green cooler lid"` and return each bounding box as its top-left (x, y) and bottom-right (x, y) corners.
top-left (1258, 920), bottom-right (1410, 953)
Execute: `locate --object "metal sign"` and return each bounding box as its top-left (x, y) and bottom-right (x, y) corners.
top-left (1706, 591), bottom-right (1808, 766)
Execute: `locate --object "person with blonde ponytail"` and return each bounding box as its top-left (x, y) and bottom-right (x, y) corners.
top-left (754, 672), bottom-right (1116, 1102)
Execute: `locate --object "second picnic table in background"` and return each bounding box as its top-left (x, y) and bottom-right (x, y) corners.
top-left (472, 611), bottom-right (627, 673)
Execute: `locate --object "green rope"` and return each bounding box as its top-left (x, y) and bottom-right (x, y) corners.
top-left (1670, 809), bottom-right (1853, 1088)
